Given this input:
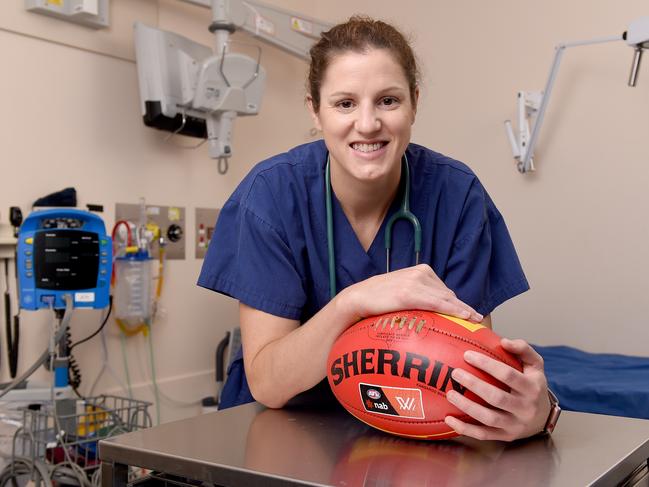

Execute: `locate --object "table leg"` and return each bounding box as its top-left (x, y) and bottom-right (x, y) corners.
top-left (101, 460), bottom-right (129, 487)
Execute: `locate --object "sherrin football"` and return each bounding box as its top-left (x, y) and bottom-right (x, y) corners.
top-left (326, 310), bottom-right (523, 440)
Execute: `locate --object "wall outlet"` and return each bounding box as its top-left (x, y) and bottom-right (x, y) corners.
top-left (115, 203), bottom-right (186, 260)
top-left (195, 208), bottom-right (219, 259)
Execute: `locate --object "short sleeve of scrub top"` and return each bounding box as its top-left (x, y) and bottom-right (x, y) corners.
top-left (198, 178), bottom-right (307, 320)
top-left (198, 141), bottom-right (332, 322)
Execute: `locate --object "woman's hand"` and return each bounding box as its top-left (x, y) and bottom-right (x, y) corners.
top-left (443, 338), bottom-right (551, 442)
top-left (340, 263), bottom-right (483, 323)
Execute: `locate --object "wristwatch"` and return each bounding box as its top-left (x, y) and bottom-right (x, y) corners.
top-left (543, 389), bottom-right (562, 435)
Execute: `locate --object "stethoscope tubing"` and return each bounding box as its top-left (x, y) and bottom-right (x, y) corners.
top-left (325, 158), bottom-right (338, 299)
top-left (325, 153), bottom-right (422, 300)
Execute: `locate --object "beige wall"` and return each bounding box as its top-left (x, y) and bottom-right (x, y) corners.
top-left (0, 0), bottom-right (314, 422)
top-left (313, 1), bottom-right (649, 355)
top-left (0, 0), bottom-right (647, 422)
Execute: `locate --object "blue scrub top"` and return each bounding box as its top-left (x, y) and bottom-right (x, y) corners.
top-left (198, 140), bottom-right (529, 409)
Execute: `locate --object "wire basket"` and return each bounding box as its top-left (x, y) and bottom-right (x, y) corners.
top-left (12, 395), bottom-right (151, 474)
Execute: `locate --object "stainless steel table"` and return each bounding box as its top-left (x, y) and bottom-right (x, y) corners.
top-left (99, 403), bottom-right (649, 486)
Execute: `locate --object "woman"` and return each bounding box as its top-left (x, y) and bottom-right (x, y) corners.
top-left (198, 16), bottom-right (554, 441)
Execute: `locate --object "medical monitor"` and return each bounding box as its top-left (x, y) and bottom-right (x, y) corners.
top-left (134, 22), bottom-right (213, 139)
top-left (17, 209), bottom-right (111, 310)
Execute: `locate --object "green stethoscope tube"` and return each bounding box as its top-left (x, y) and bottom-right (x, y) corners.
top-left (326, 154), bottom-right (422, 300)
top-left (325, 157), bottom-right (337, 300)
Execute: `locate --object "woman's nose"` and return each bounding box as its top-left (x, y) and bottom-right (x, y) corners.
top-left (354, 105), bottom-right (381, 134)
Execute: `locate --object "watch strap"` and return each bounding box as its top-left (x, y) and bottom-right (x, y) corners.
top-left (543, 388), bottom-right (561, 435)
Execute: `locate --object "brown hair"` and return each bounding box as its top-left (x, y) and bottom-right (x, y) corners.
top-left (308, 16), bottom-right (419, 112)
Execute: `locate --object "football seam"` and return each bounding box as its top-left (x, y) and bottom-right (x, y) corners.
top-left (429, 327), bottom-right (520, 370)
top-left (428, 327), bottom-right (503, 362)
top-left (339, 321), bottom-right (514, 367)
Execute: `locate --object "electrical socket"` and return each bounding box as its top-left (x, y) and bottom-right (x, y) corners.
top-left (115, 203), bottom-right (186, 260)
top-left (195, 208), bottom-right (219, 259)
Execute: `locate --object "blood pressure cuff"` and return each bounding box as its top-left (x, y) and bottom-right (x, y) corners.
top-left (536, 345), bottom-right (649, 420)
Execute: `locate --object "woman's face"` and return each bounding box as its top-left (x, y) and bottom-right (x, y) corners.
top-left (309, 48), bottom-right (418, 185)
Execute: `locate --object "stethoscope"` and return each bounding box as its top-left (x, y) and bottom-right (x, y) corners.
top-left (325, 154), bottom-right (422, 299)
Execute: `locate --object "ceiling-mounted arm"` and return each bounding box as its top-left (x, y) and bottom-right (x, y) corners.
top-left (504, 17), bottom-right (649, 175)
top-left (181, 0), bottom-right (332, 60)
top-left (159, 0), bottom-right (332, 172)
top-left (135, 2), bottom-right (330, 173)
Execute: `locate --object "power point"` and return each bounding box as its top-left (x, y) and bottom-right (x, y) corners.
top-left (167, 224), bottom-right (183, 243)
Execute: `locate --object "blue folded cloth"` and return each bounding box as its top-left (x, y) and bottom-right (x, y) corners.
top-left (534, 345), bottom-right (649, 420)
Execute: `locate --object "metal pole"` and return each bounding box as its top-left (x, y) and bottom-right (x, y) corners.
top-left (628, 46), bottom-right (644, 86)
top-left (521, 35), bottom-right (622, 173)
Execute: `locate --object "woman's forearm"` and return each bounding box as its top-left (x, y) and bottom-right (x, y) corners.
top-left (242, 288), bottom-right (358, 408)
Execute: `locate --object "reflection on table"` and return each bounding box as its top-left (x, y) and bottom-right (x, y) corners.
top-left (245, 405), bottom-right (559, 487)
top-left (100, 401), bottom-right (649, 486)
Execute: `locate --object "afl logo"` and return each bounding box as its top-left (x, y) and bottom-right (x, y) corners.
top-left (367, 389), bottom-right (381, 400)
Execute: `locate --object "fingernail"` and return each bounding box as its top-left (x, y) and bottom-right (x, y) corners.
top-left (475, 313), bottom-right (484, 322)
top-left (451, 368), bottom-right (465, 381)
top-left (446, 391), bottom-right (457, 402)
top-left (464, 350), bottom-right (477, 361)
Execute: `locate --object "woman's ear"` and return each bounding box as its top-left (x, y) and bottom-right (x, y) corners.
top-left (306, 94), bottom-right (322, 131)
top-left (411, 86), bottom-right (420, 124)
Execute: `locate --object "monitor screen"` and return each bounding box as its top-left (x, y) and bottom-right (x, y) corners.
top-left (34, 230), bottom-right (100, 290)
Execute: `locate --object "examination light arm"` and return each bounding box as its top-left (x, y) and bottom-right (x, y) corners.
top-left (625, 17), bottom-right (649, 86)
top-left (505, 35), bottom-right (622, 174)
top-left (182, 0), bottom-right (331, 60)
top-left (505, 17), bottom-right (649, 174)
top-left (192, 0), bottom-right (331, 165)
top-left (135, 0), bottom-right (331, 171)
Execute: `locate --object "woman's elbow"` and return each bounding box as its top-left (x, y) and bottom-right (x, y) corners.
top-left (247, 379), bottom-right (290, 409)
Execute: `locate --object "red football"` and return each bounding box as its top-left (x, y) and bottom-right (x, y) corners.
top-left (327, 310), bottom-right (523, 440)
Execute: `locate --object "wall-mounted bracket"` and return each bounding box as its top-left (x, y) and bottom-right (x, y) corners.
top-left (504, 17), bottom-right (649, 175)
top-left (0, 222), bottom-right (17, 259)
top-left (504, 91), bottom-right (542, 173)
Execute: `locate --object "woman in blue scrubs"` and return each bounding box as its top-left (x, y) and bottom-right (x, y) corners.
top-left (199, 16), bottom-right (554, 441)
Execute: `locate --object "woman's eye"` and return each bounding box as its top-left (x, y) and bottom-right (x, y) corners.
top-left (380, 96), bottom-right (399, 107)
top-left (336, 100), bottom-right (355, 110)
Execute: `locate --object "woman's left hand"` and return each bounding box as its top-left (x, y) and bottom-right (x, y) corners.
top-left (444, 338), bottom-right (551, 442)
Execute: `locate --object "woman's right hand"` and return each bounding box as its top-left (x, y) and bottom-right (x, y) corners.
top-left (340, 264), bottom-right (483, 323)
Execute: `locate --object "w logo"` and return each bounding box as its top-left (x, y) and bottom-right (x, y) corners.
top-left (395, 396), bottom-right (416, 411)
